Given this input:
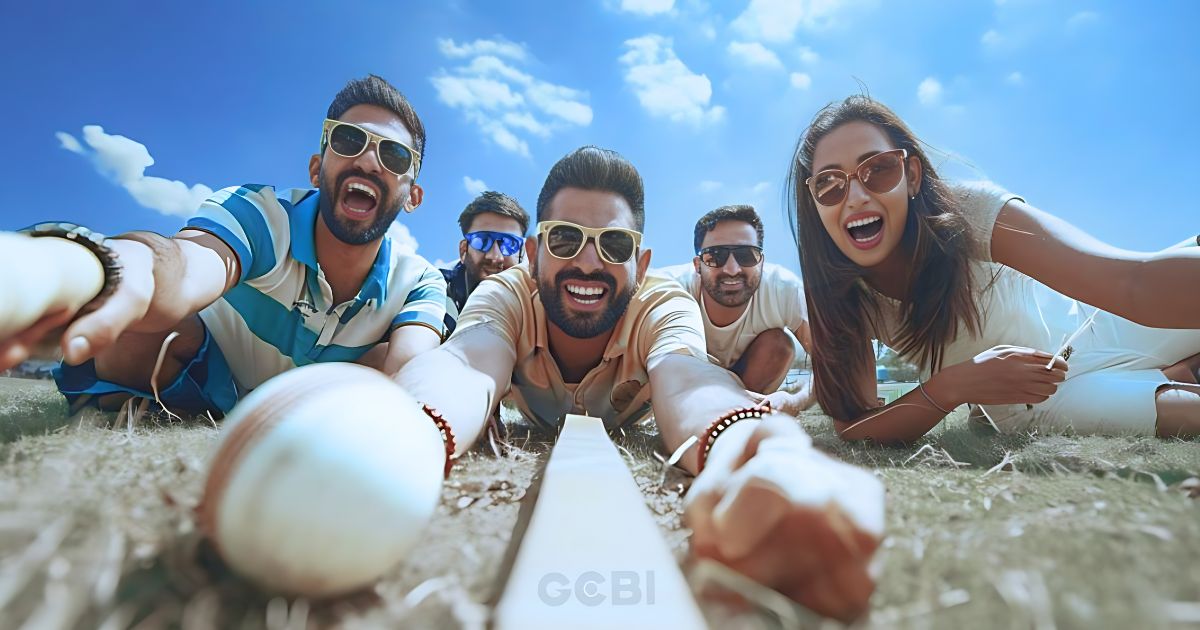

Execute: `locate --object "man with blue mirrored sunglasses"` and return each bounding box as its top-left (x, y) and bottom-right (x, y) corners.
top-left (441, 192), bottom-right (529, 334)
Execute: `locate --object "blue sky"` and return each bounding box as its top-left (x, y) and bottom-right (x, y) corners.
top-left (3, 0), bottom-right (1197, 275)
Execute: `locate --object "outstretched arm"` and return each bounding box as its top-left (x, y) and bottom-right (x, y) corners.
top-left (833, 340), bottom-right (1067, 444)
top-left (393, 323), bottom-right (515, 456)
top-left (650, 352), bottom-right (885, 622)
top-left (0, 228), bottom-right (238, 370)
top-left (991, 199), bottom-right (1200, 328)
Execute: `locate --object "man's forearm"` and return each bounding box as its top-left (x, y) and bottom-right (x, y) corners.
top-left (393, 338), bottom-right (508, 457)
top-left (650, 353), bottom-right (776, 475)
top-left (110, 232), bottom-right (230, 331)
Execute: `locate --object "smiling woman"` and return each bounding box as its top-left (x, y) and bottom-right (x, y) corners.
top-left (789, 95), bottom-right (1200, 442)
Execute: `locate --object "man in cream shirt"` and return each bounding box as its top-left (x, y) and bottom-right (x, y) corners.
top-left (394, 147), bottom-right (884, 622)
top-left (655, 205), bottom-right (813, 415)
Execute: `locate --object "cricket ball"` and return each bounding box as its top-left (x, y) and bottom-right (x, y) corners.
top-left (197, 362), bottom-right (444, 597)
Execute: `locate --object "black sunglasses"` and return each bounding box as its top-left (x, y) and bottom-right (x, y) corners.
top-left (698, 245), bottom-right (764, 268)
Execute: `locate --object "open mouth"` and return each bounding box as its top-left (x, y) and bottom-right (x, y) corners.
top-left (563, 281), bottom-right (608, 308)
top-left (844, 214), bottom-right (884, 249)
top-left (340, 180), bottom-right (379, 219)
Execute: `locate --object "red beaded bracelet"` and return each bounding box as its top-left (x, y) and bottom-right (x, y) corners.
top-left (696, 403), bottom-right (771, 473)
top-left (420, 403), bottom-right (457, 478)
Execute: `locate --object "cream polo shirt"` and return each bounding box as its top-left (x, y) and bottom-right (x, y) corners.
top-left (653, 262), bottom-right (809, 369)
top-left (452, 265), bottom-right (709, 431)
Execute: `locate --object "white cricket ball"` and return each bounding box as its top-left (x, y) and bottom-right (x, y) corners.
top-left (197, 362), bottom-right (445, 597)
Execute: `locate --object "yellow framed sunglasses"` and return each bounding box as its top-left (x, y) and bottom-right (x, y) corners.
top-left (536, 220), bottom-right (643, 264)
top-left (320, 119), bottom-right (422, 178)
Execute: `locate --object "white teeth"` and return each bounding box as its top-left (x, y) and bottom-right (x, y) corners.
top-left (845, 216), bottom-right (881, 229)
top-left (565, 284), bottom-right (605, 297)
top-left (347, 182), bottom-right (377, 200)
top-left (720, 279), bottom-right (742, 285)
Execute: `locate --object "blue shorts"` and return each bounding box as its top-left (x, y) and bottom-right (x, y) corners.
top-left (53, 325), bottom-right (241, 416)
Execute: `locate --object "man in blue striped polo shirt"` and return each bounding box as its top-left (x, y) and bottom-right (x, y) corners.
top-left (39, 75), bottom-right (447, 415)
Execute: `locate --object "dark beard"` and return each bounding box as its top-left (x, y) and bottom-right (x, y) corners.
top-left (318, 166), bottom-right (403, 245)
top-left (700, 272), bottom-right (760, 308)
top-left (538, 268), bottom-right (635, 339)
top-left (463, 255), bottom-right (505, 290)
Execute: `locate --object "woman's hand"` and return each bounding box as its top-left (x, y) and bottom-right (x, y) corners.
top-left (685, 415), bottom-right (884, 622)
top-left (749, 385), bottom-right (815, 417)
top-left (934, 345), bottom-right (1068, 407)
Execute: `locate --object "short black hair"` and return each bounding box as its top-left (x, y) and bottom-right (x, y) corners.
top-left (458, 191), bottom-right (530, 236)
top-left (327, 74), bottom-right (426, 155)
top-left (536, 146), bottom-right (645, 231)
top-left (693, 204), bottom-right (764, 252)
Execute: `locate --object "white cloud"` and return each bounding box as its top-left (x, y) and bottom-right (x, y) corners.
top-left (1067, 11), bottom-right (1099, 32)
top-left (728, 41), bottom-right (784, 69)
top-left (385, 222), bottom-right (420, 256)
top-left (432, 258), bottom-right (455, 269)
top-left (620, 34), bottom-right (725, 126)
top-left (917, 77), bottom-right (943, 106)
top-left (57, 126), bottom-right (213, 217)
top-left (797, 46), bottom-right (820, 65)
top-left (732, 0), bottom-right (853, 43)
top-left (699, 180), bottom-right (723, 193)
top-left (56, 132), bottom-right (84, 154)
top-left (981, 29), bottom-right (1003, 48)
top-left (619, 0), bottom-right (674, 15)
top-left (463, 176), bottom-right (489, 197)
top-left (751, 181), bottom-right (772, 196)
top-left (432, 39), bottom-right (592, 157)
top-left (790, 72), bottom-right (812, 89)
top-left (437, 37), bottom-right (527, 61)
top-left (1006, 71), bottom-right (1024, 86)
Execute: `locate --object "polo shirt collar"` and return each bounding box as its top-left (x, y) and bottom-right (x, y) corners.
top-left (289, 188), bottom-right (391, 304)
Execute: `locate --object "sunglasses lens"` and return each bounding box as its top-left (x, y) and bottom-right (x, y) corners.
top-left (328, 123), bottom-right (368, 158)
top-left (546, 225), bottom-right (585, 258)
top-left (597, 230), bottom-right (637, 263)
top-left (810, 171), bottom-right (848, 206)
top-left (700, 249), bottom-right (728, 268)
top-left (378, 140), bottom-right (414, 176)
top-left (732, 247), bottom-right (763, 266)
top-left (496, 235), bottom-right (522, 256)
top-left (859, 151), bottom-right (904, 195)
top-left (467, 233), bottom-right (494, 252)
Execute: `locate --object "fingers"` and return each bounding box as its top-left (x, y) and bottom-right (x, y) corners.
top-left (59, 290), bottom-right (145, 365)
top-left (0, 308), bottom-right (73, 371)
top-left (712, 479), bottom-right (789, 560)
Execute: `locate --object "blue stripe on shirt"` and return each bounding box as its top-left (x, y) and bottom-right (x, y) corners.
top-left (222, 284), bottom-right (376, 365)
top-left (185, 217), bottom-right (253, 281)
top-left (216, 187), bottom-right (278, 280)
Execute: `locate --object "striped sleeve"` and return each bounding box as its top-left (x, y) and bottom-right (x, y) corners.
top-left (185, 185), bottom-right (282, 282)
top-left (392, 266), bottom-right (449, 339)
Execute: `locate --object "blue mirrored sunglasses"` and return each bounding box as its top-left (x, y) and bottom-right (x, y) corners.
top-left (465, 231), bottom-right (524, 256)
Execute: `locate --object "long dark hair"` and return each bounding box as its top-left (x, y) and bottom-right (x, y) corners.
top-left (787, 96), bottom-right (981, 420)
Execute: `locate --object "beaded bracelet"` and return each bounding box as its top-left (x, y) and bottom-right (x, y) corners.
top-left (419, 403), bottom-right (458, 478)
top-left (696, 403), bottom-right (771, 473)
top-left (21, 222), bottom-right (122, 315)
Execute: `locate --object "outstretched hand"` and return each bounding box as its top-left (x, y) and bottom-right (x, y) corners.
top-left (0, 236), bottom-right (154, 371)
top-left (684, 415), bottom-right (885, 622)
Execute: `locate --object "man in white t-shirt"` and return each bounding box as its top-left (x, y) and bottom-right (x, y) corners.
top-left (655, 205), bottom-right (814, 414)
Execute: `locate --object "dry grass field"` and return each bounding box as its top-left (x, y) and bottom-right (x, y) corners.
top-left (0, 376), bottom-right (1197, 629)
